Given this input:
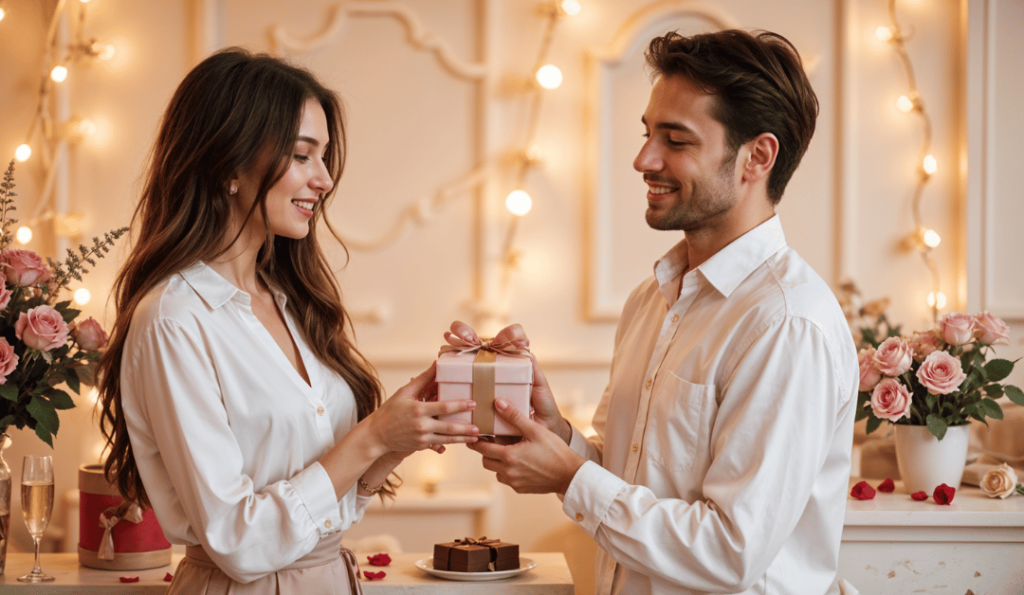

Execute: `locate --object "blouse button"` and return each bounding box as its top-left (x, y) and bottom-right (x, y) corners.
top-left (316, 406), bottom-right (325, 416)
top-left (671, 313), bottom-right (679, 322)
top-left (645, 378), bottom-right (652, 389)
top-left (325, 520), bottom-right (332, 529)
top-left (632, 442), bottom-right (639, 453)
top-left (575, 512), bottom-right (584, 522)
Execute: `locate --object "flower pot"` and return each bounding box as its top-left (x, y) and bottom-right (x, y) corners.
top-left (893, 424), bottom-right (970, 494)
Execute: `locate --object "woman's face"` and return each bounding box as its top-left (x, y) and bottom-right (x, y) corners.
top-left (232, 98), bottom-right (334, 241)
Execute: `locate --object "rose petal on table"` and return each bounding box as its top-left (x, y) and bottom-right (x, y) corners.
top-left (164, 572), bottom-right (174, 582)
top-left (933, 483), bottom-right (956, 505)
top-left (364, 571), bottom-right (386, 580)
top-left (119, 576), bottom-right (140, 583)
top-left (911, 491), bottom-right (928, 501)
top-left (850, 480), bottom-right (876, 500)
top-left (367, 553), bottom-right (392, 566)
top-left (877, 478), bottom-right (895, 492)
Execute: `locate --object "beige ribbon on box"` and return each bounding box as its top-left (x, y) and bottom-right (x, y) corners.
top-left (439, 336), bottom-right (530, 436)
top-left (97, 503), bottom-right (144, 560)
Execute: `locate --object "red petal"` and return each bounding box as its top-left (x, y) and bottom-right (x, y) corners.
top-left (164, 573), bottom-right (174, 582)
top-left (877, 478), bottom-right (895, 492)
top-left (911, 491), bottom-right (928, 501)
top-left (367, 553), bottom-right (392, 566)
top-left (933, 483), bottom-right (956, 505)
top-left (119, 576), bottom-right (140, 583)
top-left (850, 480), bottom-right (876, 500)
top-left (364, 571), bottom-right (386, 580)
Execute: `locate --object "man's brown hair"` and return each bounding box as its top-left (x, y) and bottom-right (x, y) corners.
top-left (646, 29), bottom-right (819, 204)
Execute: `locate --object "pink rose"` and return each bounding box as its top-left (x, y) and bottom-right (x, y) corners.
top-left (858, 347), bottom-right (882, 392)
top-left (0, 280), bottom-right (10, 311)
top-left (915, 350), bottom-right (967, 395)
top-left (909, 330), bottom-right (942, 362)
top-left (0, 249), bottom-right (53, 287)
top-left (15, 305), bottom-right (70, 351)
top-left (872, 336), bottom-right (913, 376)
top-left (73, 316), bottom-right (109, 351)
top-left (870, 378), bottom-right (912, 422)
top-left (0, 337), bottom-right (19, 384)
top-left (938, 312), bottom-right (977, 346)
top-left (974, 312), bottom-right (1010, 345)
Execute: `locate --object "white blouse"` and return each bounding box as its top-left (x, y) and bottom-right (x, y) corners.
top-left (120, 262), bottom-right (371, 584)
top-left (562, 216), bottom-right (859, 595)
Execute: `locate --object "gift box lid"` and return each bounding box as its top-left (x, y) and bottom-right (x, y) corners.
top-left (436, 351), bottom-right (533, 384)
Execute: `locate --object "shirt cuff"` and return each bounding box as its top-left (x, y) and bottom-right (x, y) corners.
top-left (562, 460), bottom-right (628, 536)
top-left (289, 461), bottom-right (344, 536)
top-left (567, 423), bottom-right (591, 458)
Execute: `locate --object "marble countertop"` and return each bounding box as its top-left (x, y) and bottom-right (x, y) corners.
top-left (845, 477), bottom-right (1024, 528)
top-left (0, 552), bottom-right (575, 594)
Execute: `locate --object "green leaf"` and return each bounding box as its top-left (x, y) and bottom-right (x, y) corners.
top-left (64, 367), bottom-right (81, 395)
top-left (34, 424), bottom-right (53, 447)
top-left (926, 414), bottom-right (948, 440)
top-left (0, 384), bottom-right (18, 402)
top-left (865, 416), bottom-right (883, 435)
top-left (979, 398), bottom-right (1004, 420)
top-left (1006, 385), bottom-right (1024, 406)
top-left (60, 308), bottom-right (81, 324)
top-left (984, 384), bottom-right (1005, 399)
top-left (0, 414), bottom-right (15, 429)
top-left (44, 389), bottom-right (75, 410)
top-left (26, 397), bottom-right (59, 433)
top-left (925, 393), bottom-right (937, 411)
top-left (984, 359), bottom-right (1014, 383)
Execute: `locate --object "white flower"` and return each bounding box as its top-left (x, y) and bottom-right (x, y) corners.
top-left (980, 463), bottom-right (1018, 499)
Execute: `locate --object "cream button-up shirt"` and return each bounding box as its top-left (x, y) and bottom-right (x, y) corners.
top-left (563, 216), bottom-right (858, 595)
top-left (120, 262), bottom-right (371, 583)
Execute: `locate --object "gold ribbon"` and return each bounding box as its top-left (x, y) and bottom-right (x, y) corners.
top-left (439, 338), bottom-right (530, 435)
top-left (97, 503), bottom-right (144, 560)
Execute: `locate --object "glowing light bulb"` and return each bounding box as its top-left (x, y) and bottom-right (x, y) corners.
top-left (896, 95), bottom-right (914, 113)
top-left (536, 64), bottom-right (563, 89)
top-left (16, 226), bottom-right (33, 244)
top-left (73, 118), bottom-right (97, 138)
top-left (51, 65), bottom-right (68, 82)
top-left (927, 291), bottom-right (947, 309)
top-left (0, 8), bottom-right (7, 22)
top-left (875, 26), bottom-right (893, 42)
top-left (96, 43), bottom-right (116, 61)
top-left (922, 229), bottom-right (941, 248)
top-left (74, 287), bottom-right (91, 305)
top-left (922, 154), bottom-right (937, 175)
top-left (505, 190), bottom-right (533, 216)
top-left (560, 0), bottom-right (581, 16)
top-left (79, 0), bottom-right (91, 3)
top-left (14, 144), bottom-right (31, 162)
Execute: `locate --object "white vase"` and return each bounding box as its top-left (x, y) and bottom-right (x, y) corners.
top-left (893, 424), bottom-right (971, 495)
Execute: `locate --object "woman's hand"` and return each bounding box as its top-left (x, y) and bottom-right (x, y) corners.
top-left (363, 362), bottom-right (480, 456)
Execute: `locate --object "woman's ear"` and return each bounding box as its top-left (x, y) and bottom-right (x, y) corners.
top-left (741, 132), bottom-right (778, 183)
top-left (228, 179), bottom-right (239, 195)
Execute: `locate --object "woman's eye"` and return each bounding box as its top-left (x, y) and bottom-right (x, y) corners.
top-left (294, 154), bottom-right (310, 163)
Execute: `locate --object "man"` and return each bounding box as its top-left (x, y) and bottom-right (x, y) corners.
top-left (465, 29), bottom-right (859, 594)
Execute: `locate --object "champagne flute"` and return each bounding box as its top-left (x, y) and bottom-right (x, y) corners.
top-left (17, 455), bottom-right (55, 583)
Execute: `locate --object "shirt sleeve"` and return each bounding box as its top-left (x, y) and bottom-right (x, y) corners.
top-left (562, 316), bottom-right (850, 592)
top-left (122, 319), bottom-right (350, 583)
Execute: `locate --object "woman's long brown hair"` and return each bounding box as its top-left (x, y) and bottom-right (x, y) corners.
top-left (97, 48), bottom-right (391, 509)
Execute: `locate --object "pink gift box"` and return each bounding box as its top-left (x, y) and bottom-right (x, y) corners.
top-left (436, 350), bottom-right (533, 436)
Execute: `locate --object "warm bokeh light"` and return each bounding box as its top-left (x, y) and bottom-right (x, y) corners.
top-left (0, 8), bottom-right (7, 22)
top-left (922, 154), bottom-right (937, 175)
top-left (73, 287), bottom-right (91, 305)
top-left (505, 190), bottom-right (533, 216)
top-left (96, 43), bottom-right (116, 61)
top-left (922, 228), bottom-right (941, 249)
top-left (70, 118), bottom-right (97, 139)
top-left (50, 65), bottom-right (68, 82)
top-left (535, 64), bottom-right (563, 89)
top-left (14, 143), bottom-right (31, 162)
top-left (16, 226), bottom-right (33, 244)
top-left (875, 26), bottom-right (893, 41)
top-left (560, 0), bottom-right (581, 16)
top-left (927, 291), bottom-right (947, 309)
top-left (896, 95), bottom-right (914, 113)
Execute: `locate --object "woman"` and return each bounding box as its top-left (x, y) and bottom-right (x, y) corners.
top-left (97, 48), bottom-right (479, 593)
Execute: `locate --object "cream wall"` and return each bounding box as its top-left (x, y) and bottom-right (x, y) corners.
top-left (1, 0), bottom-right (1021, 579)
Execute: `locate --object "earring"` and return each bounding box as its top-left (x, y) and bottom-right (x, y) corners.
top-left (229, 183), bottom-right (237, 195)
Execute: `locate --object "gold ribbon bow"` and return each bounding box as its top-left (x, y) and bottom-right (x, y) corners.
top-left (97, 503), bottom-right (144, 560)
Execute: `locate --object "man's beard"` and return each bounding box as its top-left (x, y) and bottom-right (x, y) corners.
top-left (646, 148), bottom-right (739, 232)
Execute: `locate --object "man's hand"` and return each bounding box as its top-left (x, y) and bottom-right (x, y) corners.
top-left (467, 397), bottom-right (585, 495)
top-left (448, 321), bottom-right (572, 444)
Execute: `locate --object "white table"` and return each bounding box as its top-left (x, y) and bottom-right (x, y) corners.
top-left (0, 552), bottom-right (575, 594)
top-left (839, 478), bottom-right (1024, 593)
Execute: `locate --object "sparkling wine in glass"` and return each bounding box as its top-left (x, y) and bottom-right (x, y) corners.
top-left (17, 455), bottom-right (54, 583)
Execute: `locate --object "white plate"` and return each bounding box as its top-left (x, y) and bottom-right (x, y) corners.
top-left (414, 557), bottom-right (536, 581)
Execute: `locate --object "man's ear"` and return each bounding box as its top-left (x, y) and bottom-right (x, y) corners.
top-left (741, 132), bottom-right (778, 183)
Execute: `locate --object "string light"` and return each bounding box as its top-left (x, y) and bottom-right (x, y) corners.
top-left (505, 190), bottom-right (533, 216)
top-left (50, 65), bottom-right (68, 82)
top-left (14, 144), bottom-right (31, 162)
top-left (73, 288), bottom-right (91, 305)
top-left (535, 64), bottom-right (563, 89)
top-left (880, 0), bottom-right (943, 321)
top-left (16, 226), bottom-right (33, 244)
top-left (560, 0), bottom-right (581, 16)
top-left (0, 7), bottom-right (6, 22)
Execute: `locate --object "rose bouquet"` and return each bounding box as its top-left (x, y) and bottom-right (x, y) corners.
top-left (857, 310), bottom-right (1024, 440)
top-left (0, 160), bottom-right (127, 446)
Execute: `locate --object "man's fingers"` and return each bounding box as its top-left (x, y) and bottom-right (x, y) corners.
top-left (467, 440), bottom-right (506, 459)
top-left (493, 398), bottom-right (536, 436)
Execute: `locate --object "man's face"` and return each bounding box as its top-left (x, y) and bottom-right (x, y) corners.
top-left (633, 75), bottom-right (740, 232)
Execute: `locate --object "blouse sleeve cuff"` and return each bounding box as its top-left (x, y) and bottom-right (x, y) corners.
top-left (289, 461), bottom-right (344, 536)
top-left (561, 460), bottom-right (627, 536)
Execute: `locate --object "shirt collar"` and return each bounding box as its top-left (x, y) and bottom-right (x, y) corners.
top-left (654, 215), bottom-right (787, 301)
top-left (179, 261), bottom-right (289, 310)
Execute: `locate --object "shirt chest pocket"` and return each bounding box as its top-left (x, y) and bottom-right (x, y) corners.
top-left (643, 372), bottom-right (717, 472)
